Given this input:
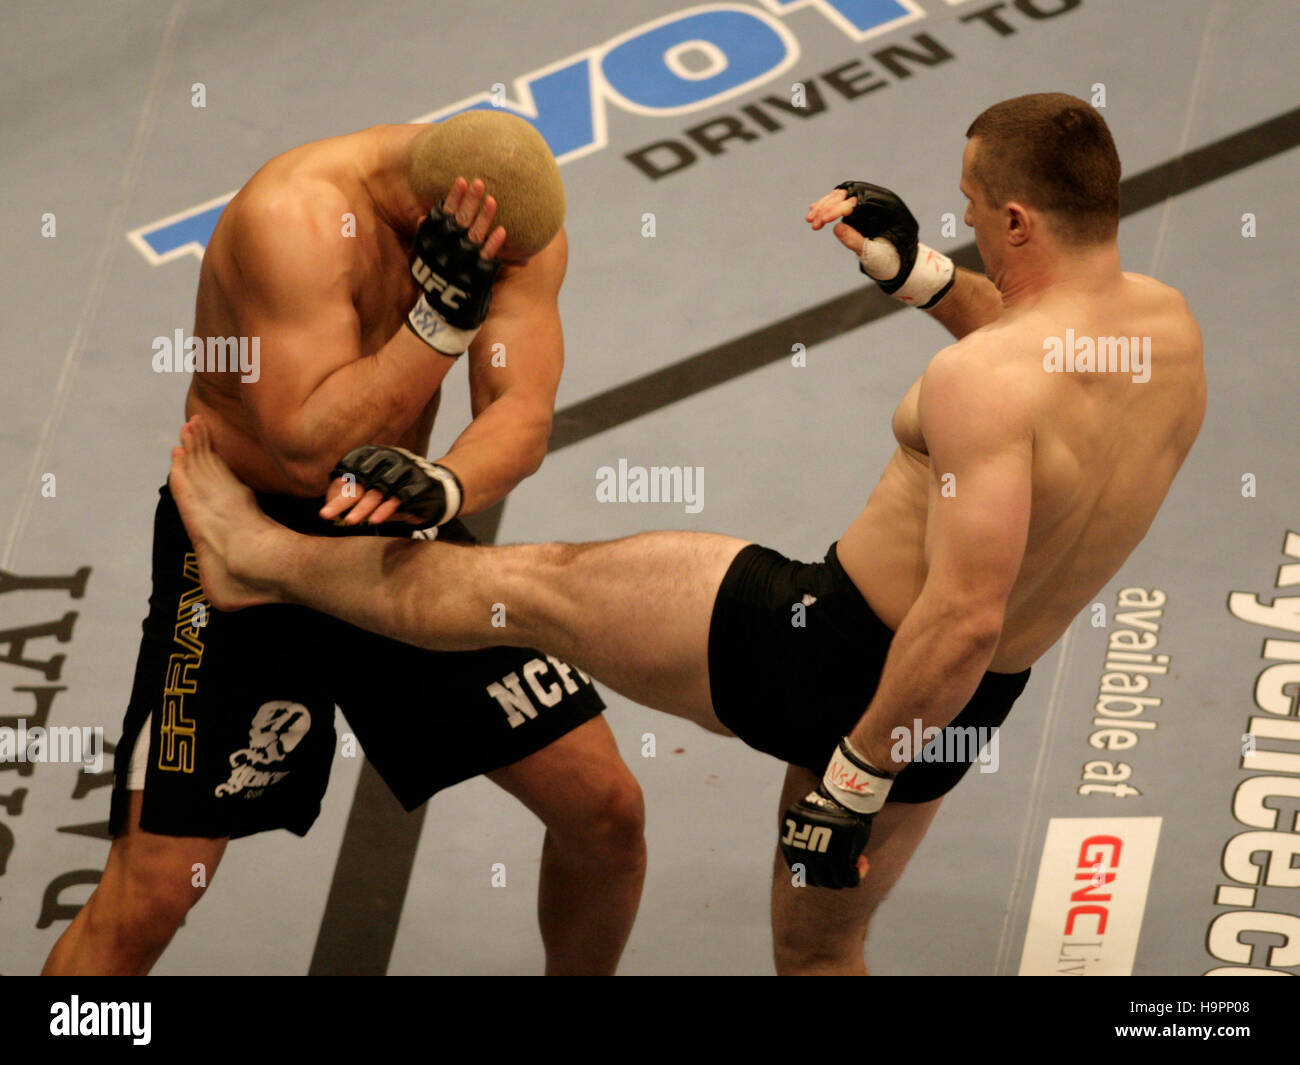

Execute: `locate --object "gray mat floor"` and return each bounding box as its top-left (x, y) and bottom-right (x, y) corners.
top-left (3, 0), bottom-right (1297, 975)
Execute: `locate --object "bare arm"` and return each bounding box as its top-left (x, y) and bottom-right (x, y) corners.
top-left (847, 345), bottom-right (1033, 771)
top-left (230, 185), bottom-right (454, 493)
top-left (433, 230), bottom-right (570, 515)
top-left (923, 267), bottom-right (1002, 340)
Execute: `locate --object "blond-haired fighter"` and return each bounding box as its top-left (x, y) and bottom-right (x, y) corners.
top-left (45, 111), bottom-right (647, 976)
top-left (166, 95), bottom-right (1205, 974)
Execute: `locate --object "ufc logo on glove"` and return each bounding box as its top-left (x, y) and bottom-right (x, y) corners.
top-left (782, 819), bottom-right (832, 853)
top-left (411, 260), bottom-right (467, 310)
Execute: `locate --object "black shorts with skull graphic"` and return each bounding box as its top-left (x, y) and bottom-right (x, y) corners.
top-left (109, 485), bottom-right (605, 840)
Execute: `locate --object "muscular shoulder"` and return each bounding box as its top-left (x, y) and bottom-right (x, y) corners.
top-left (927, 328), bottom-right (1040, 394)
top-left (1122, 271), bottom-right (1202, 348)
top-left (1123, 271), bottom-right (1197, 317)
top-left (920, 336), bottom-right (1036, 439)
top-left (225, 178), bottom-right (355, 296)
top-left (490, 226), bottom-right (568, 312)
top-left (1121, 270), bottom-right (1180, 296)
top-left (236, 170), bottom-right (351, 243)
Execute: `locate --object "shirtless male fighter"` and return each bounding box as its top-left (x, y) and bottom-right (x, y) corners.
top-left (167, 94), bottom-right (1206, 975)
top-left (44, 111), bottom-right (646, 976)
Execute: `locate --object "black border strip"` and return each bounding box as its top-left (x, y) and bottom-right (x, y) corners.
top-left (310, 105), bottom-right (1300, 975)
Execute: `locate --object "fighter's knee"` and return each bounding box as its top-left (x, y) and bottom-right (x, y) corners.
top-left (599, 773), bottom-right (647, 853)
top-left (493, 542), bottom-right (589, 652)
top-left (550, 770), bottom-right (646, 866)
top-left (773, 932), bottom-right (869, 976)
top-left (83, 870), bottom-right (198, 957)
top-left (501, 541), bottom-right (578, 588)
top-left (772, 892), bottom-right (872, 976)
top-left (530, 541), bottom-right (583, 569)
top-left (587, 773), bottom-right (646, 861)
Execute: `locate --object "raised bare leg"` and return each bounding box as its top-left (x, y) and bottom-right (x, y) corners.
top-left (169, 416), bottom-right (749, 732)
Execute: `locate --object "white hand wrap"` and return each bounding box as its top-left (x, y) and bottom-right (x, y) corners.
top-left (858, 240), bottom-right (955, 309)
top-left (857, 237), bottom-right (902, 284)
top-left (407, 294), bottom-right (479, 357)
top-left (823, 737), bottom-right (895, 816)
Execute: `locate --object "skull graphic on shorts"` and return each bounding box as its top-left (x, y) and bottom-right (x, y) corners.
top-left (214, 700), bottom-right (312, 798)
top-left (244, 700), bottom-right (312, 765)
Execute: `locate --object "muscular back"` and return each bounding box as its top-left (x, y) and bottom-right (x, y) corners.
top-left (838, 272), bottom-right (1205, 672)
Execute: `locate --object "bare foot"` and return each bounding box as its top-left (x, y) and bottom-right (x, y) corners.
top-left (168, 416), bottom-right (284, 610)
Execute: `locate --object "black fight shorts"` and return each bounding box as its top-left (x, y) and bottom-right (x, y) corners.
top-left (707, 541), bottom-right (1030, 803)
top-left (109, 486), bottom-right (604, 839)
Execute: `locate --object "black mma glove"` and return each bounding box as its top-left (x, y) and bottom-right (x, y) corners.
top-left (406, 204), bottom-right (502, 356)
top-left (779, 737), bottom-right (896, 889)
top-left (331, 444), bottom-right (463, 528)
top-left (780, 787), bottom-right (872, 890)
top-left (835, 180), bottom-right (955, 309)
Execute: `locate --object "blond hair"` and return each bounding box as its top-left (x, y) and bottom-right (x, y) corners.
top-left (408, 111), bottom-right (566, 255)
